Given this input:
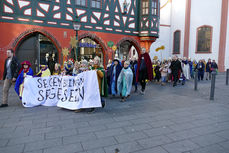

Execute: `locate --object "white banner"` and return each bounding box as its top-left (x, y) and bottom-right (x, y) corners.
top-left (22, 71), bottom-right (101, 110)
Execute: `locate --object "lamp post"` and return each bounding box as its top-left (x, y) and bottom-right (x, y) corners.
top-left (72, 17), bottom-right (81, 61)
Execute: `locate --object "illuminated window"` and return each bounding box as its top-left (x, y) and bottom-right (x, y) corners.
top-left (142, 0), bottom-right (149, 15)
top-left (91, 0), bottom-right (101, 9)
top-left (173, 30), bottom-right (181, 54)
top-left (75, 0), bottom-right (86, 6)
top-left (196, 26), bottom-right (212, 53)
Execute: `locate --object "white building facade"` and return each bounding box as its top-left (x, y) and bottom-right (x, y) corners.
top-left (150, 0), bottom-right (229, 72)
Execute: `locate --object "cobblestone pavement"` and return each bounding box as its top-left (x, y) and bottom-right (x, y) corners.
top-left (0, 73), bottom-right (229, 153)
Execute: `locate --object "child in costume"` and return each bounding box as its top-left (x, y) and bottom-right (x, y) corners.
top-left (35, 59), bottom-right (51, 77)
top-left (117, 60), bottom-right (133, 102)
top-left (78, 60), bottom-right (89, 73)
top-left (109, 58), bottom-right (122, 97)
top-left (72, 61), bottom-right (80, 76)
top-left (15, 61), bottom-right (33, 100)
top-left (52, 63), bottom-right (61, 75)
top-left (64, 60), bottom-right (74, 75)
top-left (87, 56), bottom-right (107, 113)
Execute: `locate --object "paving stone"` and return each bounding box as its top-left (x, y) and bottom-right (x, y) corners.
top-left (143, 126), bottom-right (174, 137)
top-left (133, 146), bottom-right (168, 153)
top-left (63, 132), bottom-right (97, 144)
top-left (103, 141), bottom-right (143, 153)
top-left (24, 150), bottom-right (43, 153)
top-left (8, 134), bottom-right (44, 146)
top-left (149, 120), bottom-right (175, 128)
top-left (123, 123), bottom-right (152, 133)
top-left (137, 135), bottom-right (172, 149)
top-left (162, 140), bottom-right (200, 153)
top-left (216, 129), bottom-right (229, 139)
top-left (190, 144), bottom-right (228, 153)
top-left (86, 148), bottom-right (105, 153)
top-left (105, 120), bottom-right (133, 129)
top-left (43, 143), bottom-right (83, 153)
top-left (0, 144), bottom-right (25, 153)
top-left (24, 138), bottom-right (62, 152)
top-left (77, 125), bottom-right (107, 134)
top-left (166, 129), bottom-right (199, 141)
top-left (81, 137), bottom-right (117, 150)
top-left (0, 139), bottom-right (9, 147)
top-left (190, 134), bottom-right (227, 147)
top-left (218, 140), bottom-right (229, 150)
top-left (95, 128), bottom-right (126, 138)
top-left (115, 131), bottom-right (148, 143)
top-left (29, 126), bottom-right (62, 135)
top-left (45, 128), bottom-right (78, 139)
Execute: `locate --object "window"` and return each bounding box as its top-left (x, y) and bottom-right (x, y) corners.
top-left (91, 0), bottom-right (101, 9)
top-left (196, 26), bottom-right (212, 53)
top-left (173, 30), bottom-right (181, 54)
top-left (142, 0), bottom-right (149, 15)
top-left (75, 0), bottom-right (86, 6)
top-left (152, 0), bottom-right (158, 15)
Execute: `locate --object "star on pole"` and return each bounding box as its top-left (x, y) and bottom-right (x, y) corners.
top-left (69, 36), bottom-right (78, 48)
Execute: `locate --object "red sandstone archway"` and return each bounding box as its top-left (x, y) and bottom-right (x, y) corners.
top-left (79, 32), bottom-right (109, 67)
top-left (12, 28), bottom-right (61, 63)
top-left (117, 37), bottom-right (142, 57)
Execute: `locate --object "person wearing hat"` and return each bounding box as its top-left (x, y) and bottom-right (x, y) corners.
top-left (15, 61), bottom-right (33, 100)
top-left (117, 60), bottom-right (133, 102)
top-left (86, 56), bottom-right (107, 113)
top-left (64, 60), bottom-right (74, 75)
top-left (35, 60), bottom-right (51, 77)
top-left (136, 48), bottom-right (153, 94)
top-left (109, 58), bottom-right (122, 97)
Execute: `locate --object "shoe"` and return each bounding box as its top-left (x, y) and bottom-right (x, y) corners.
top-left (88, 108), bottom-right (95, 113)
top-left (120, 97), bottom-right (126, 102)
top-left (140, 90), bottom-right (145, 95)
top-left (74, 109), bottom-right (82, 113)
top-left (173, 84), bottom-right (177, 87)
top-left (102, 100), bottom-right (106, 108)
top-left (0, 104), bottom-right (8, 107)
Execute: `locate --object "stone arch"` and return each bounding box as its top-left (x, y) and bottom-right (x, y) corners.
top-left (117, 37), bottom-right (142, 57)
top-left (79, 32), bottom-right (109, 67)
top-left (12, 28), bottom-right (62, 62)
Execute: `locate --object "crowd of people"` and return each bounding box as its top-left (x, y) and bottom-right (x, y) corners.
top-left (0, 48), bottom-right (219, 112)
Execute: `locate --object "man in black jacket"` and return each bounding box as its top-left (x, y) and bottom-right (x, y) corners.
top-left (170, 55), bottom-right (183, 87)
top-left (1, 49), bottom-right (20, 107)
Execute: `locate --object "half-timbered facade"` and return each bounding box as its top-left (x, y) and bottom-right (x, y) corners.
top-left (0, 0), bottom-right (160, 78)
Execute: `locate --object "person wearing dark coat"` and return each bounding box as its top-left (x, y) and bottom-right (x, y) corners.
top-left (1, 49), bottom-right (20, 107)
top-left (211, 60), bottom-right (218, 73)
top-left (170, 56), bottom-right (183, 87)
top-left (195, 60), bottom-right (205, 81)
top-left (130, 59), bottom-right (138, 92)
top-left (206, 59), bottom-right (211, 80)
top-left (109, 59), bottom-right (122, 96)
top-left (136, 48), bottom-right (153, 94)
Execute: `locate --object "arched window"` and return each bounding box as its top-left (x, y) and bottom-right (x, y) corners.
top-left (142, 0), bottom-right (149, 15)
top-left (173, 30), bottom-right (181, 54)
top-left (196, 25), bottom-right (212, 53)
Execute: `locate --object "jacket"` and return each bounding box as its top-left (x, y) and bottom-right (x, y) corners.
top-left (3, 56), bottom-right (20, 80)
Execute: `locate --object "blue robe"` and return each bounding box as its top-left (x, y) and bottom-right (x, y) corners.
top-left (15, 68), bottom-right (33, 99)
top-left (109, 62), bottom-right (122, 95)
top-left (117, 67), bottom-right (133, 97)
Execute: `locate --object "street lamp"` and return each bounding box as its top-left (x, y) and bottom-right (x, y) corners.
top-left (72, 16), bottom-right (81, 61)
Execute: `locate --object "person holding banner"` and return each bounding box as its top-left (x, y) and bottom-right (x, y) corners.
top-left (117, 60), bottom-right (133, 102)
top-left (52, 63), bottom-right (61, 75)
top-left (15, 61), bottom-right (33, 100)
top-left (89, 56), bottom-right (107, 113)
top-left (35, 60), bottom-right (51, 77)
top-left (72, 61), bottom-right (80, 76)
